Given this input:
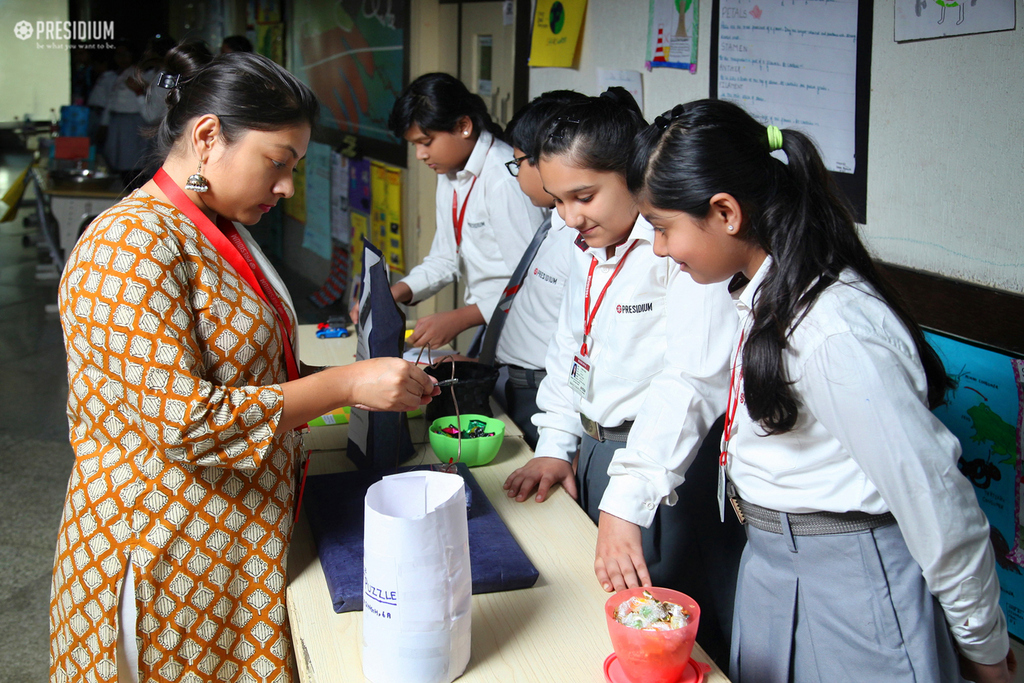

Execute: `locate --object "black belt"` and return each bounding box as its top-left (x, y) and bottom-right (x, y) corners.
top-left (580, 415), bottom-right (633, 443)
top-left (506, 365), bottom-right (546, 389)
top-left (731, 495), bottom-right (896, 536)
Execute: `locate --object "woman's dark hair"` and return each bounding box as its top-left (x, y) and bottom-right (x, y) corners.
top-left (628, 99), bottom-right (951, 433)
top-left (388, 72), bottom-right (503, 140)
top-left (148, 42), bottom-right (320, 162)
top-left (505, 90), bottom-right (588, 161)
top-left (539, 87), bottom-right (646, 176)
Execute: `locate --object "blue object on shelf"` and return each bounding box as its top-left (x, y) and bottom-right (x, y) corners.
top-left (303, 462), bottom-right (540, 613)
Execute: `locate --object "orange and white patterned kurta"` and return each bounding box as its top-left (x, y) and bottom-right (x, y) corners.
top-left (51, 190), bottom-right (301, 682)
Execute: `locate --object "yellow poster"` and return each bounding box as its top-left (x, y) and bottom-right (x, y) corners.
top-left (529, 0), bottom-right (588, 68)
top-left (283, 157), bottom-right (306, 222)
top-left (384, 165), bottom-right (404, 273)
top-left (369, 161), bottom-right (388, 250)
top-left (350, 212), bottom-right (368, 277)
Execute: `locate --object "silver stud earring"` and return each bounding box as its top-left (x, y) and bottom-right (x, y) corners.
top-left (185, 161), bottom-right (209, 193)
top-left (727, 225), bottom-right (736, 233)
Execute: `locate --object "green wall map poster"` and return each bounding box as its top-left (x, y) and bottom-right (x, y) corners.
top-left (926, 331), bottom-right (1024, 640)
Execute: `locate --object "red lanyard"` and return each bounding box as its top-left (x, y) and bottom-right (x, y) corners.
top-left (451, 139), bottom-right (494, 248)
top-left (153, 168), bottom-right (300, 382)
top-left (719, 329), bottom-right (747, 467)
top-left (451, 176), bottom-right (478, 248)
top-left (580, 240), bottom-right (640, 356)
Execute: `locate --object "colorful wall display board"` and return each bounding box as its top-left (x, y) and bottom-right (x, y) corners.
top-left (925, 330), bottom-right (1024, 640)
top-left (529, 0), bottom-right (588, 67)
top-left (288, 0), bottom-right (409, 165)
top-left (384, 165), bottom-right (404, 273)
top-left (646, 0), bottom-right (699, 73)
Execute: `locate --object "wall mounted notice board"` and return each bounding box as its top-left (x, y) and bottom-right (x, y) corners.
top-left (710, 0), bottom-right (872, 222)
top-left (287, 1), bottom-right (410, 166)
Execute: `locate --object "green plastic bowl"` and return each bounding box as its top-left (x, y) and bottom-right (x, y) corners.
top-left (428, 414), bottom-right (505, 467)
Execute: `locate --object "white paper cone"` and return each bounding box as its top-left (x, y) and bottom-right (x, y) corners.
top-left (362, 471), bottom-right (472, 683)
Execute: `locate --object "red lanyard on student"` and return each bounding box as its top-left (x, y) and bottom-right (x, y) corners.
top-left (451, 139), bottom-right (494, 248)
top-left (719, 329), bottom-right (747, 468)
top-left (153, 168), bottom-right (300, 383)
top-left (452, 176), bottom-right (478, 248)
top-left (580, 240), bottom-right (640, 357)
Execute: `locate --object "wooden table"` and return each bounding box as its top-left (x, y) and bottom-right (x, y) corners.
top-left (287, 325), bottom-right (731, 683)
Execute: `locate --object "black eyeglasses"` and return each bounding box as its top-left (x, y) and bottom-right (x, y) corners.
top-left (505, 154), bottom-right (530, 177)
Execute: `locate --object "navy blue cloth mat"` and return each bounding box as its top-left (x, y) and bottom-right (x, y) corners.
top-left (303, 463), bottom-right (540, 613)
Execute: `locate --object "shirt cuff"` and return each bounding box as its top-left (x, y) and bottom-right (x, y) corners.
top-left (532, 424), bottom-right (580, 463)
top-left (599, 472), bottom-right (661, 528)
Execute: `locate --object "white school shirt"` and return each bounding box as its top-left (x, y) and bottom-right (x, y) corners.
top-left (495, 212), bottom-right (575, 370)
top-left (101, 69), bottom-right (143, 125)
top-left (532, 217), bottom-right (736, 527)
top-left (725, 256), bottom-right (1008, 664)
top-left (398, 131), bottom-right (546, 323)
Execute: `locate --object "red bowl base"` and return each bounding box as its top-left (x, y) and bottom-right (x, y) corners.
top-left (603, 652), bottom-right (711, 683)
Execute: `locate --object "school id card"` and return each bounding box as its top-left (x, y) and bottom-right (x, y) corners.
top-left (568, 355), bottom-right (592, 399)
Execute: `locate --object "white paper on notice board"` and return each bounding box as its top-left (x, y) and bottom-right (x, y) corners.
top-left (717, 0), bottom-right (859, 174)
top-left (331, 151), bottom-right (351, 244)
top-left (302, 140), bottom-right (333, 259)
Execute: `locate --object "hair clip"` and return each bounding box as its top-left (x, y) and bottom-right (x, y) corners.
top-left (655, 104), bottom-right (687, 130)
top-left (549, 116), bottom-right (581, 140)
top-left (156, 72), bottom-right (181, 90)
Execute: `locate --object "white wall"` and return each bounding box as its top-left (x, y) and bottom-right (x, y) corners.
top-left (0, 0), bottom-right (71, 124)
top-left (528, 2), bottom-right (1024, 294)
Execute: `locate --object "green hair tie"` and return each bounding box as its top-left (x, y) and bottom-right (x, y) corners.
top-left (766, 125), bottom-right (783, 151)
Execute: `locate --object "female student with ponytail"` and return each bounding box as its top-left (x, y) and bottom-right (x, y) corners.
top-left (503, 88), bottom-right (745, 665)
top-left (356, 72), bottom-right (546, 350)
top-left (629, 99), bottom-right (1014, 683)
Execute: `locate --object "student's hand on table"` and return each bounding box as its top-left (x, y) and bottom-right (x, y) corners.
top-left (503, 456), bottom-right (577, 503)
top-left (960, 648), bottom-right (1016, 683)
top-left (407, 310), bottom-right (470, 349)
top-left (595, 512), bottom-right (650, 593)
top-left (349, 358), bottom-right (440, 412)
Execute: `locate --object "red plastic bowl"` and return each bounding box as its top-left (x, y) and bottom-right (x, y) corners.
top-left (604, 587), bottom-right (701, 683)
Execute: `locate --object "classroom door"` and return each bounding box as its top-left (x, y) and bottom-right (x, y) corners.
top-left (458, 1), bottom-right (518, 127)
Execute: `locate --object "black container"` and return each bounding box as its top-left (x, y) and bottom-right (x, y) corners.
top-left (424, 361), bottom-right (499, 422)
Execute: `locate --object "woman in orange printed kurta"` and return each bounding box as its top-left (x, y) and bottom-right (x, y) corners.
top-left (50, 46), bottom-right (437, 682)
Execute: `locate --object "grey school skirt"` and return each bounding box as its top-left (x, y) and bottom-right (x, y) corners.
top-left (730, 517), bottom-right (965, 683)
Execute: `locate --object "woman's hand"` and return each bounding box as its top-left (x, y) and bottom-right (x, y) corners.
top-left (503, 456), bottom-right (577, 502)
top-left (595, 512), bottom-right (650, 593)
top-left (959, 648), bottom-right (1017, 683)
top-left (348, 357), bottom-right (439, 412)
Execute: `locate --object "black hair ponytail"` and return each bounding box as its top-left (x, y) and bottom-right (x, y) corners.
top-left (630, 99), bottom-right (951, 434)
top-left (539, 87), bottom-right (646, 176)
top-left (147, 41), bottom-right (320, 164)
top-left (388, 72), bottom-right (503, 141)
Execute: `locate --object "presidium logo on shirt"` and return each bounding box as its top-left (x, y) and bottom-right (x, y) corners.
top-left (616, 302), bottom-right (654, 314)
top-left (532, 267), bottom-right (558, 284)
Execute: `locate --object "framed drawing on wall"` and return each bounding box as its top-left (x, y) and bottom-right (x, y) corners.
top-left (288, 1), bottom-right (410, 166)
top-left (710, 0), bottom-right (873, 222)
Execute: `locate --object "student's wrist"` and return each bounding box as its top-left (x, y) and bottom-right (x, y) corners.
top-left (391, 281), bottom-right (413, 304)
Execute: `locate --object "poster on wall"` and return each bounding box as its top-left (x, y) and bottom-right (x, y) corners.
top-left (646, 0), bottom-right (699, 73)
top-left (895, 0), bottom-right (1016, 42)
top-left (289, 1), bottom-right (409, 166)
top-left (529, 0), bottom-right (588, 67)
top-left (925, 331), bottom-right (1024, 640)
top-left (710, 0), bottom-right (871, 222)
